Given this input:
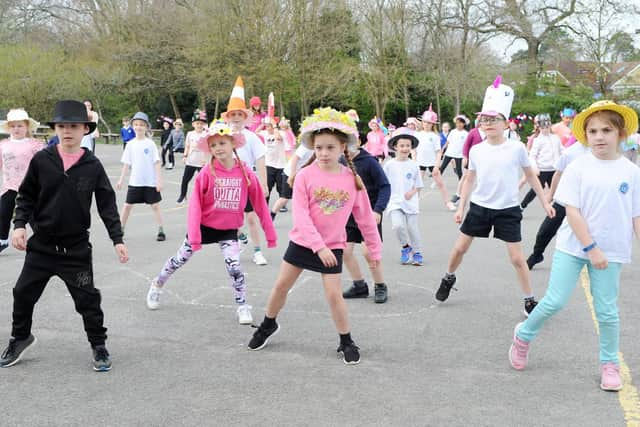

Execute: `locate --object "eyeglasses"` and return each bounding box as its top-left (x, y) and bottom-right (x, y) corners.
top-left (174, 123), bottom-right (182, 126)
top-left (478, 117), bottom-right (505, 124)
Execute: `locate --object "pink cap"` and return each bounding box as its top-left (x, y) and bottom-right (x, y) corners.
top-left (249, 96), bottom-right (261, 107)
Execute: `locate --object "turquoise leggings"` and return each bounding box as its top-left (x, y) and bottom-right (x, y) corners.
top-left (517, 250), bottom-right (622, 363)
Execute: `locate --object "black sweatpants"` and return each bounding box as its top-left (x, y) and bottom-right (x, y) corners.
top-left (531, 202), bottom-right (566, 258)
top-left (439, 156), bottom-right (463, 180)
top-left (161, 142), bottom-right (174, 166)
top-left (178, 165), bottom-right (201, 200)
top-left (0, 190), bottom-right (17, 240)
top-left (11, 234), bottom-right (107, 347)
top-left (521, 170), bottom-right (555, 209)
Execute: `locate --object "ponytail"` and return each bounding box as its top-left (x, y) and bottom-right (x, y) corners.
top-left (343, 147), bottom-right (364, 191)
top-left (289, 153), bottom-right (316, 187)
top-left (232, 148), bottom-right (251, 187)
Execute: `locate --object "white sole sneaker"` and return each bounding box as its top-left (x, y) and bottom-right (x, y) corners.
top-left (253, 252), bottom-right (268, 266)
top-left (237, 305), bottom-right (253, 325)
top-left (1, 336), bottom-right (37, 368)
top-left (146, 281), bottom-right (162, 310)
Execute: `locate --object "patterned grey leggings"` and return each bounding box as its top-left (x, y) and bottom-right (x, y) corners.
top-left (156, 239), bottom-right (246, 304)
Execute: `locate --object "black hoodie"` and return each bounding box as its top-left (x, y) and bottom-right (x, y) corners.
top-left (14, 146), bottom-right (123, 245)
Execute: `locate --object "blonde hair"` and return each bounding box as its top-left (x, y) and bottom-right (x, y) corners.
top-left (207, 136), bottom-right (251, 187)
top-left (289, 128), bottom-right (364, 190)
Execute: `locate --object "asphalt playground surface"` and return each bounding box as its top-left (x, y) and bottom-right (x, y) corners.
top-left (1, 143), bottom-right (639, 426)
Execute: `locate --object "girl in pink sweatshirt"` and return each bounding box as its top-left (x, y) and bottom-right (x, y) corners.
top-left (0, 109), bottom-right (43, 253)
top-left (247, 108), bottom-right (383, 365)
top-left (146, 122), bottom-right (276, 325)
top-left (365, 118), bottom-right (387, 161)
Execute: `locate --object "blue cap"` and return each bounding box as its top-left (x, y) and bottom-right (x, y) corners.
top-left (131, 111), bottom-right (150, 126)
top-left (561, 108), bottom-right (576, 118)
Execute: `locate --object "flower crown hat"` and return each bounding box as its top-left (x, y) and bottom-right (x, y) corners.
top-left (222, 76), bottom-right (254, 122)
top-left (299, 107), bottom-right (359, 150)
top-left (572, 100), bottom-right (638, 146)
top-left (1, 108), bottom-right (40, 134)
top-left (197, 120), bottom-right (246, 153)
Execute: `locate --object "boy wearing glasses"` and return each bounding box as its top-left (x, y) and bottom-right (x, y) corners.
top-left (435, 76), bottom-right (555, 316)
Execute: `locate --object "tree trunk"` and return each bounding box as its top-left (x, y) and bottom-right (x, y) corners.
top-left (403, 83), bottom-right (409, 119)
top-left (526, 38), bottom-right (541, 83)
top-left (169, 93), bottom-right (180, 120)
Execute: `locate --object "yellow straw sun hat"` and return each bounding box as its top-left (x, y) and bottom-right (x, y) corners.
top-left (572, 100), bottom-right (638, 145)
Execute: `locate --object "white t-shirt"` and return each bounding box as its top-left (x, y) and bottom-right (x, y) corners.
top-left (121, 137), bottom-right (160, 187)
top-left (529, 133), bottom-right (563, 171)
top-left (468, 138), bottom-right (530, 209)
top-left (383, 158), bottom-right (424, 214)
top-left (445, 128), bottom-right (468, 158)
top-left (554, 142), bottom-right (589, 172)
top-left (555, 153), bottom-right (640, 263)
top-left (284, 144), bottom-right (314, 177)
top-left (261, 130), bottom-right (287, 169)
top-left (415, 131), bottom-right (441, 167)
top-left (236, 129), bottom-right (266, 169)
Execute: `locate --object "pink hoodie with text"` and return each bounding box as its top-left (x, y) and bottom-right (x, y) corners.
top-left (187, 160), bottom-right (276, 251)
top-left (288, 162), bottom-right (382, 260)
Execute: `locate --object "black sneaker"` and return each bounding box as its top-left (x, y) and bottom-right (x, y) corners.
top-left (451, 194), bottom-right (460, 203)
top-left (247, 322), bottom-right (280, 351)
top-left (337, 341), bottom-right (360, 365)
top-left (0, 242), bottom-right (8, 253)
top-left (524, 297), bottom-right (538, 317)
top-left (92, 345), bottom-right (112, 372)
top-left (156, 230), bottom-right (166, 241)
top-left (374, 283), bottom-right (388, 303)
top-left (343, 281), bottom-right (369, 299)
top-left (0, 335), bottom-right (37, 368)
top-left (526, 253), bottom-right (544, 270)
top-left (436, 274), bottom-right (457, 302)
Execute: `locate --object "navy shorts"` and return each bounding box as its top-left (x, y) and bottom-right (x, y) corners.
top-left (460, 202), bottom-right (522, 242)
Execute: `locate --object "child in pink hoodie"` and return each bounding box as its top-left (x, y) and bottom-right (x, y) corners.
top-left (146, 122), bottom-right (276, 325)
top-left (0, 109), bottom-right (43, 253)
top-left (365, 118), bottom-right (387, 161)
top-left (247, 108), bottom-right (382, 365)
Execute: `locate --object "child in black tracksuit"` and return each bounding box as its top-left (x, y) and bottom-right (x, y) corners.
top-left (0, 100), bottom-right (129, 372)
top-left (341, 146), bottom-right (391, 302)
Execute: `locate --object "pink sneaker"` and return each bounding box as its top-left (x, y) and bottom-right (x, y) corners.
top-left (600, 362), bottom-right (623, 391)
top-left (509, 322), bottom-right (529, 370)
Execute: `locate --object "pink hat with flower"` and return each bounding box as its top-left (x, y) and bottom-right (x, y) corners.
top-left (421, 104), bottom-right (438, 123)
top-left (197, 120), bottom-right (246, 153)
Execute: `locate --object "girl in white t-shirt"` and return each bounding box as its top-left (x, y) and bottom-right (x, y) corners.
top-left (383, 128), bottom-right (425, 266)
top-left (510, 101), bottom-right (640, 392)
top-left (258, 119), bottom-right (287, 205)
top-left (437, 115), bottom-right (468, 180)
top-left (116, 112), bottom-right (165, 241)
top-left (520, 113), bottom-right (563, 210)
top-left (177, 113), bottom-right (209, 203)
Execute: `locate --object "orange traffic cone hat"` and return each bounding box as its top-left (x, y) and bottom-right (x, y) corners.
top-left (222, 76), bottom-right (253, 122)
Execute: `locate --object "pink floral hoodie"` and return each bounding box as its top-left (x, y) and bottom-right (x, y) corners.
top-left (187, 159), bottom-right (277, 251)
top-left (365, 130), bottom-right (388, 157)
top-left (0, 138), bottom-right (43, 195)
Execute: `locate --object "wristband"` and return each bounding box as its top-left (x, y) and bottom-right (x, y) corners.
top-left (582, 242), bottom-right (597, 253)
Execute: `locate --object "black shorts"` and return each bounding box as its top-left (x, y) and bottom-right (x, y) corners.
top-left (244, 199), bottom-right (253, 213)
top-left (419, 165), bottom-right (434, 172)
top-left (186, 225), bottom-right (237, 244)
top-left (280, 174), bottom-right (293, 199)
top-left (126, 186), bottom-right (162, 205)
top-left (267, 166), bottom-right (284, 196)
top-left (283, 241), bottom-right (343, 274)
top-left (345, 215), bottom-right (383, 243)
top-left (460, 202), bottom-right (522, 242)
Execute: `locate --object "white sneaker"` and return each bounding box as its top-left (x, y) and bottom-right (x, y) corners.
top-left (430, 181), bottom-right (437, 189)
top-left (253, 251), bottom-right (268, 265)
top-left (146, 280), bottom-right (162, 310)
top-left (237, 304), bottom-right (253, 325)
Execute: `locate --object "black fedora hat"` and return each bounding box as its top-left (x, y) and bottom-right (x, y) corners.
top-left (47, 100), bottom-right (97, 135)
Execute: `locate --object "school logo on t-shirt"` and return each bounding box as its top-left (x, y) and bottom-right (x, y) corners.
top-left (313, 187), bottom-right (350, 215)
top-left (619, 182), bottom-right (629, 194)
top-left (406, 172), bottom-right (413, 180)
top-left (144, 148), bottom-right (150, 155)
top-left (213, 177), bottom-right (242, 211)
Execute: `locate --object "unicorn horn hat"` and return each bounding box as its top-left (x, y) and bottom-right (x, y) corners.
top-left (476, 75), bottom-right (514, 119)
top-left (222, 76), bottom-right (254, 123)
top-left (421, 104), bottom-right (439, 124)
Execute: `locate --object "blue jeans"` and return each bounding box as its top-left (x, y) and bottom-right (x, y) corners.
top-left (517, 250), bottom-right (622, 363)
